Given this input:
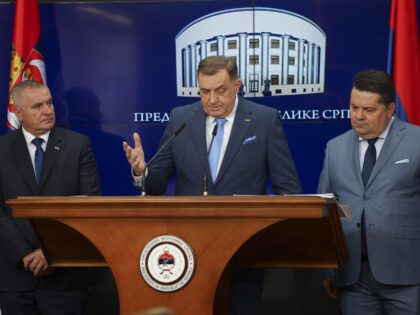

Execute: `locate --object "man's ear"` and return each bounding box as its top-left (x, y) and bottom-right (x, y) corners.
top-left (14, 105), bottom-right (23, 122)
top-left (387, 102), bottom-right (396, 118)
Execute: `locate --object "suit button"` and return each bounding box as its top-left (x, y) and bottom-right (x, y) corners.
top-left (357, 223), bottom-right (361, 227)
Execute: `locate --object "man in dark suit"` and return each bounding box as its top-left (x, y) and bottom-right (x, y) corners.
top-left (0, 80), bottom-right (101, 315)
top-left (318, 70), bottom-right (420, 314)
top-left (123, 56), bottom-right (302, 314)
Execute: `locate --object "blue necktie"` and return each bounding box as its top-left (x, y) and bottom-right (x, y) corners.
top-left (32, 138), bottom-right (44, 183)
top-left (209, 118), bottom-right (227, 182)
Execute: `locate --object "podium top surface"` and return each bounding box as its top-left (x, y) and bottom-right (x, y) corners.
top-left (8, 195), bottom-right (336, 220)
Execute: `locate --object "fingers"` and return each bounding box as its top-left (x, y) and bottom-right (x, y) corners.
top-left (322, 278), bottom-right (338, 298)
top-left (22, 249), bottom-right (50, 277)
top-left (123, 133), bottom-right (146, 175)
top-left (133, 132), bottom-right (141, 149)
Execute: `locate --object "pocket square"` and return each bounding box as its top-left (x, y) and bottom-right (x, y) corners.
top-left (243, 135), bottom-right (257, 145)
top-left (394, 159), bottom-right (409, 164)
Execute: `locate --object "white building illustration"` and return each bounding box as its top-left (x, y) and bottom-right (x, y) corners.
top-left (175, 7), bottom-right (326, 97)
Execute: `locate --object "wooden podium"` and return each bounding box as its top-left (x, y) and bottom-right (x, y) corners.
top-left (8, 195), bottom-right (348, 315)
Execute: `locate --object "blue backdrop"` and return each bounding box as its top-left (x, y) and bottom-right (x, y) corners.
top-left (0, 0), bottom-right (414, 196)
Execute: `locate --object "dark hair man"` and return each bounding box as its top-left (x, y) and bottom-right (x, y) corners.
top-left (318, 70), bottom-right (420, 314)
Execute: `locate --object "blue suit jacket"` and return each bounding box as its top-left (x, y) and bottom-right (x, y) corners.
top-left (318, 117), bottom-right (420, 286)
top-left (143, 98), bottom-right (302, 196)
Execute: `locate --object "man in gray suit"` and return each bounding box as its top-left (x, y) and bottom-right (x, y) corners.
top-left (318, 70), bottom-right (420, 314)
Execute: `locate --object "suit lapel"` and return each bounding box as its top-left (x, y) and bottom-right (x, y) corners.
top-left (38, 127), bottom-right (61, 191)
top-left (215, 99), bottom-right (252, 184)
top-left (367, 117), bottom-right (404, 187)
top-left (351, 131), bottom-right (364, 188)
top-left (12, 129), bottom-right (38, 194)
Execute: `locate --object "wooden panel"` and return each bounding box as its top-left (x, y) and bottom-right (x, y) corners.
top-left (31, 219), bottom-right (106, 266)
top-left (8, 195), bottom-right (348, 315)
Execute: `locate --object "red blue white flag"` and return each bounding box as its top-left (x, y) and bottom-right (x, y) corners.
top-left (7, 0), bottom-right (47, 131)
top-left (387, 0), bottom-right (420, 126)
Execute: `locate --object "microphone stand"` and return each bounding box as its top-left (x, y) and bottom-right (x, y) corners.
top-left (203, 124), bottom-right (218, 196)
top-left (141, 123), bottom-right (186, 196)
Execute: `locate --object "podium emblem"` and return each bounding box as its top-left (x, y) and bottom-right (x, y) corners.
top-left (140, 235), bottom-right (195, 292)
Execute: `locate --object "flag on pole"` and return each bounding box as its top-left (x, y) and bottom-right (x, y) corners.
top-left (387, 0), bottom-right (420, 126)
top-left (7, 0), bottom-right (47, 131)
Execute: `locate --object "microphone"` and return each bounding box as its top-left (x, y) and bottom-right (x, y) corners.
top-left (141, 123), bottom-right (186, 196)
top-left (203, 123), bottom-right (218, 196)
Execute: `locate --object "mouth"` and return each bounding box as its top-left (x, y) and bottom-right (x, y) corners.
top-left (41, 117), bottom-right (54, 123)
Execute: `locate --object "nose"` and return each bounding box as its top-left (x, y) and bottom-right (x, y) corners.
top-left (208, 91), bottom-right (217, 105)
top-left (354, 109), bottom-right (364, 120)
top-left (42, 103), bottom-right (53, 115)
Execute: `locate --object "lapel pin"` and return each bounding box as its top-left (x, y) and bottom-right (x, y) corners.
top-left (55, 146), bottom-right (60, 150)
top-left (244, 118), bottom-right (251, 122)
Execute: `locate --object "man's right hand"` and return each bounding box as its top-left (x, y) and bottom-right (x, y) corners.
top-left (123, 132), bottom-right (146, 176)
top-left (22, 248), bottom-right (51, 277)
top-left (322, 277), bottom-right (338, 298)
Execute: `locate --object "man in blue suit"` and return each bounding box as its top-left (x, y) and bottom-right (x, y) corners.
top-left (318, 70), bottom-right (420, 314)
top-left (124, 56), bottom-right (301, 314)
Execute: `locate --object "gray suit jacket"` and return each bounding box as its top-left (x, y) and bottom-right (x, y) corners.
top-left (318, 116), bottom-right (420, 286)
top-left (0, 127), bottom-right (101, 291)
top-left (143, 98), bottom-right (302, 196)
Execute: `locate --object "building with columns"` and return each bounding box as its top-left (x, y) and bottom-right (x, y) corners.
top-left (175, 7), bottom-right (326, 97)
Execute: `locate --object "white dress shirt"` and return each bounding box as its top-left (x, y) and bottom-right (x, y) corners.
top-left (358, 116), bottom-right (394, 172)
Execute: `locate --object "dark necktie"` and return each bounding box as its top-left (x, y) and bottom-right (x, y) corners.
top-left (32, 138), bottom-right (44, 183)
top-left (361, 137), bottom-right (378, 260)
top-left (209, 118), bottom-right (227, 182)
top-left (361, 138), bottom-right (378, 186)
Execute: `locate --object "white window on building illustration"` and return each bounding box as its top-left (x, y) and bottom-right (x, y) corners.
top-left (249, 74), bottom-right (259, 92)
top-left (288, 56), bottom-right (295, 66)
top-left (271, 75), bottom-right (279, 85)
top-left (210, 43), bottom-right (218, 52)
top-left (249, 55), bottom-right (259, 65)
top-left (249, 80), bottom-right (259, 92)
top-left (228, 40), bottom-right (237, 49)
top-left (271, 55), bottom-right (280, 64)
top-left (287, 74), bottom-right (295, 84)
top-left (289, 41), bottom-right (296, 50)
top-left (249, 38), bottom-right (259, 48)
top-left (271, 39), bottom-right (280, 48)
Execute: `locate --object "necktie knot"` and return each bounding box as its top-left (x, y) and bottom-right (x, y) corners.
top-left (215, 118), bottom-right (227, 127)
top-left (32, 138), bottom-right (44, 148)
top-left (367, 137), bottom-right (378, 146)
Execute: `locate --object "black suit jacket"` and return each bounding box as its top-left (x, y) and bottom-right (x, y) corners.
top-left (0, 127), bottom-right (101, 291)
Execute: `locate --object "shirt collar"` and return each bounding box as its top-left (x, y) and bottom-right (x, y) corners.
top-left (358, 116), bottom-right (394, 142)
top-left (22, 127), bottom-right (51, 147)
